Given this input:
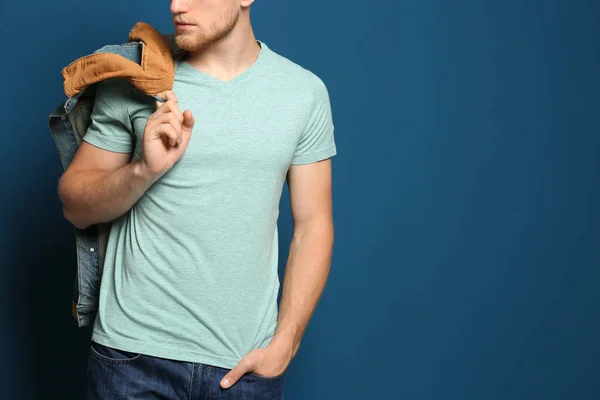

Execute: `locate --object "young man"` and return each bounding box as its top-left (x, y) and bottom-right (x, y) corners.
top-left (58, 0), bottom-right (336, 398)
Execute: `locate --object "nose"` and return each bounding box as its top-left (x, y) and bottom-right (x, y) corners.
top-left (170, 0), bottom-right (189, 15)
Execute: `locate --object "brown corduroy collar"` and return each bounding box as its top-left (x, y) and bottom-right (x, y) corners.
top-left (62, 21), bottom-right (182, 99)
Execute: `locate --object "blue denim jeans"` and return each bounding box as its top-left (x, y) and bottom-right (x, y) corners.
top-left (86, 342), bottom-right (286, 399)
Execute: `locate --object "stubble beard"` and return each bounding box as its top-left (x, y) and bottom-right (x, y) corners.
top-left (175, 6), bottom-right (240, 52)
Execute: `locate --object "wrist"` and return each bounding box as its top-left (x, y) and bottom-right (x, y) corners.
top-left (133, 159), bottom-right (163, 184)
top-left (270, 330), bottom-right (299, 356)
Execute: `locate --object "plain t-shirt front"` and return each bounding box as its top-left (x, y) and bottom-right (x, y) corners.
top-left (82, 40), bottom-right (337, 369)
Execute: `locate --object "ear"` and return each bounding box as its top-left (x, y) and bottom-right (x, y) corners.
top-left (240, 0), bottom-right (255, 8)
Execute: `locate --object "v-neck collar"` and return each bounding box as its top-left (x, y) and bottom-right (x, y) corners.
top-left (176, 40), bottom-right (268, 90)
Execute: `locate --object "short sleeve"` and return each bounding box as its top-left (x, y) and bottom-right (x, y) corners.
top-left (82, 78), bottom-right (135, 153)
top-left (291, 75), bottom-right (337, 165)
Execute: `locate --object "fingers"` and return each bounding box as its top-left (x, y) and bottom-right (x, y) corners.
top-left (151, 120), bottom-right (180, 147)
top-left (147, 113), bottom-right (183, 146)
top-left (148, 113), bottom-right (184, 135)
top-left (151, 99), bottom-right (184, 124)
top-left (151, 90), bottom-right (182, 124)
top-left (146, 91), bottom-right (193, 148)
top-left (154, 90), bottom-right (177, 107)
top-left (182, 110), bottom-right (195, 131)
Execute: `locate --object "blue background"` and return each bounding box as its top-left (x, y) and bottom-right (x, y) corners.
top-left (1, 0), bottom-right (599, 399)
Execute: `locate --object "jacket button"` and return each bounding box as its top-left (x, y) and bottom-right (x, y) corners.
top-left (90, 248), bottom-right (95, 252)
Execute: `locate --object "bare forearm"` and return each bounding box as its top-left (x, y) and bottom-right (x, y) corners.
top-left (272, 218), bottom-right (334, 357)
top-left (59, 160), bottom-right (158, 229)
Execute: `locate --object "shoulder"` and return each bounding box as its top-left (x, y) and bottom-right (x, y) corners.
top-left (93, 78), bottom-right (153, 111)
top-left (94, 77), bottom-right (133, 96)
top-left (88, 78), bottom-right (154, 133)
top-left (261, 42), bottom-right (331, 104)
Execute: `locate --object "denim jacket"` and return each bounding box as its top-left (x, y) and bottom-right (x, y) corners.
top-left (49, 30), bottom-right (182, 327)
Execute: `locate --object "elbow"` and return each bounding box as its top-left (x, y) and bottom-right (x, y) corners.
top-left (61, 197), bottom-right (91, 230)
top-left (58, 175), bottom-right (90, 230)
top-left (292, 217), bottom-right (334, 244)
top-left (62, 206), bottom-right (91, 230)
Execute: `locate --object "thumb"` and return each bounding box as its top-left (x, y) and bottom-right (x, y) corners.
top-left (182, 110), bottom-right (195, 131)
top-left (221, 358), bottom-right (254, 389)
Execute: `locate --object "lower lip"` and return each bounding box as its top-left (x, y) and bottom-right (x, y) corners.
top-left (176, 24), bottom-right (195, 31)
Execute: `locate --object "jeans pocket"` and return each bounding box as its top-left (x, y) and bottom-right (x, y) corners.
top-left (247, 370), bottom-right (286, 381)
top-left (90, 341), bottom-right (142, 364)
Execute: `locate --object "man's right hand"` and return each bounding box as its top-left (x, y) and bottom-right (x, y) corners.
top-left (139, 90), bottom-right (195, 179)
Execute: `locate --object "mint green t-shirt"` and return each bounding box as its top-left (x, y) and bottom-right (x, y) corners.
top-left (82, 41), bottom-right (336, 369)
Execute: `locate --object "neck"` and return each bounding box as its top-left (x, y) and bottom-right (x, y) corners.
top-left (182, 16), bottom-right (261, 82)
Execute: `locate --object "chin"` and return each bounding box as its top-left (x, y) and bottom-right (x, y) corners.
top-left (175, 36), bottom-right (204, 52)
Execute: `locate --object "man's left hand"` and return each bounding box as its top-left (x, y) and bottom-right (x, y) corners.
top-left (220, 341), bottom-right (293, 388)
